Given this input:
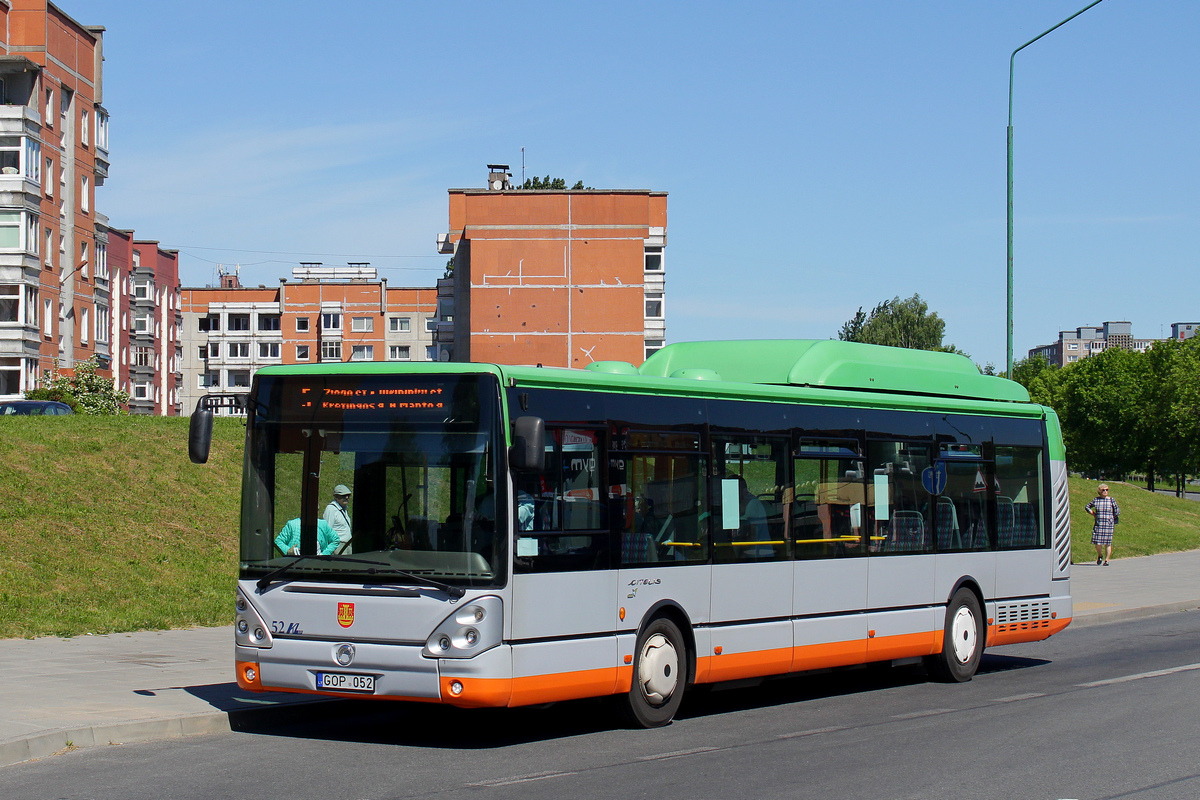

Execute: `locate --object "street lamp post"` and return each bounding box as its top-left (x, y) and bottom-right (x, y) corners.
top-left (1007, 0), bottom-right (1106, 376)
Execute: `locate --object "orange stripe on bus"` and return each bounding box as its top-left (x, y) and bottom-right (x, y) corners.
top-left (988, 615), bottom-right (1072, 647)
top-left (865, 630), bottom-right (942, 661)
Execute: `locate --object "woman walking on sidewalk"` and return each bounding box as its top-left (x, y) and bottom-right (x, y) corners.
top-left (1086, 484), bottom-right (1120, 566)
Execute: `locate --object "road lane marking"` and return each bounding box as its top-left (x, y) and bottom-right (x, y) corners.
top-left (468, 771), bottom-right (579, 786)
top-left (891, 708), bottom-right (956, 719)
top-left (992, 692), bottom-right (1046, 702)
top-left (638, 746), bottom-right (721, 761)
top-left (1077, 662), bottom-right (1200, 688)
top-left (777, 726), bottom-right (848, 739)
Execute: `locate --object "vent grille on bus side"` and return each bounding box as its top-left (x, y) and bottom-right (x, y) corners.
top-left (1052, 462), bottom-right (1071, 574)
top-left (995, 600), bottom-right (1053, 633)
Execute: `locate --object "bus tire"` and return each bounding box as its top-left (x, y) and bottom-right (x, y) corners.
top-left (925, 588), bottom-right (983, 683)
top-left (619, 617), bottom-right (686, 728)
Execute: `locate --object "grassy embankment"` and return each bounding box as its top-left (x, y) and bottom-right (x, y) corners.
top-left (0, 415), bottom-right (244, 639)
top-left (1, 414), bottom-right (1198, 639)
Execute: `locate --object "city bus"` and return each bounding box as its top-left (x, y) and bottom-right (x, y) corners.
top-left (188, 339), bottom-right (1072, 727)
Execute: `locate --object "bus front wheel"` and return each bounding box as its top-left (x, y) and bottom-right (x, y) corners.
top-left (619, 617), bottom-right (686, 728)
top-left (925, 588), bottom-right (983, 683)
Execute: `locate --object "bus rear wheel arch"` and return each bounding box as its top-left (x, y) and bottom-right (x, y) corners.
top-left (925, 586), bottom-right (984, 682)
top-left (619, 616), bottom-right (687, 728)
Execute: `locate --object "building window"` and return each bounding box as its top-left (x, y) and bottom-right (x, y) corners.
top-left (22, 137), bottom-right (39, 181)
top-left (0, 211), bottom-right (21, 249)
top-left (351, 317), bottom-right (373, 333)
top-left (198, 314), bottom-right (220, 332)
top-left (45, 88), bottom-right (53, 128)
top-left (257, 314), bottom-right (280, 331)
top-left (44, 157), bottom-right (52, 197)
top-left (43, 299), bottom-right (51, 336)
top-left (645, 339), bottom-right (664, 360)
top-left (296, 344), bottom-right (310, 361)
top-left (320, 340), bottom-right (342, 361)
top-left (426, 345), bottom-right (437, 361)
top-left (389, 317), bottom-right (410, 332)
top-left (295, 316), bottom-right (309, 332)
top-left (80, 307), bottom-right (89, 344)
top-left (350, 345), bottom-right (374, 361)
top-left (645, 246), bottom-right (664, 271)
top-left (133, 313), bottom-right (151, 333)
top-left (95, 305), bottom-right (109, 344)
top-left (645, 294), bottom-right (663, 318)
top-left (79, 241), bottom-right (88, 280)
top-left (44, 227), bottom-right (52, 268)
top-left (96, 244), bottom-right (108, 281)
top-left (133, 346), bottom-right (152, 367)
top-left (229, 370), bottom-right (251, 388)
top-left (197, 346), bottom-right (207, 360)
top-left (0, 135), bottom-right (21, 175)
top-left (80, 175), bottom-right (89, 213)
top-left (132, 279), bottom-right (150, 299)
top-left (321, 312), bottom-right (341, 330)
top-left (133, 382), bottom-right (150, 401)
top-left (228, 314), bottom-right (250, 331)
top-left (425, 317), bottom-right (436, 332)
top-left (80, 111), bottom-right (89, 147)
top-left (259, 342), bottom-right (281, 359)
top-left (199, 371), bottom-right (220, 388)
top-left (0, 285), bottom-right (18, 322)
top-left (389, 345), bottom-right (410, 361)
top-left (229, 342), bottom-right (250, 358)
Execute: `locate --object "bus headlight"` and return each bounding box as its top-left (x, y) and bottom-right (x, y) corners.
top-left (423, 596), bottom-right (502, 659)
top-left (235, 587), bottom-right (273, 649)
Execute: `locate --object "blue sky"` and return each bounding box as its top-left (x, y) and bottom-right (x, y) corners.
top-left (66, 0), bottom-right (1200, 368)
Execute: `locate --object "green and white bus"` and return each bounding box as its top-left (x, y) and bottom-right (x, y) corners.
top-left (189, 339), bottom-right (1072, 727)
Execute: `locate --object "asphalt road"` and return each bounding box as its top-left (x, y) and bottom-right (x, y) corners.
top-left (6, 612), bottom-right (1200, 800)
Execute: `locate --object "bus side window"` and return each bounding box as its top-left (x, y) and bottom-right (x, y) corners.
top-left (996, 446), bottom-right (1044, 548)
top-left (793, 455), bottom-right (865, 559)
top-left (713, 436), bottom-right (788, 563)
top-left (613, 430), bottom-right (707, 567)
top-left (867, 442), bottom-right (932, 554)
top-left (513, 428), bottom-right (610, 573)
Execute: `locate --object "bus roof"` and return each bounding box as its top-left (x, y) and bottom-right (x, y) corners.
top-left (628, 340), bottom-right (1029, 403)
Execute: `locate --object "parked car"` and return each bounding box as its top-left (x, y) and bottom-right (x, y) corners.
top-left (0, 400), bottom-right (74, 415)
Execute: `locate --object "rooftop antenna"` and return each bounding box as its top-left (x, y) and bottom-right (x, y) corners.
top-left (521, 147), bottom-right (525, 185)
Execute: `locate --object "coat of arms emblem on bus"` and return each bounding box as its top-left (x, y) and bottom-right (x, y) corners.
top-left (337, 602), bottom-right (355, 628)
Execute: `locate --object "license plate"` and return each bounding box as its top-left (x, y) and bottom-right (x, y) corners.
top-left (315, 672), bottom-right (376, 693)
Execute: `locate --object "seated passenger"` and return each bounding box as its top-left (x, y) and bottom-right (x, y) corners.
top-left (275, 517), bottom-right (340, 556)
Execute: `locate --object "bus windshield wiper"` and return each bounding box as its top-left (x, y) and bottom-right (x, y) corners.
top-left (256, 555), bottom-right (467, 597)
top-left (256, 554), bottom-right (391, 590)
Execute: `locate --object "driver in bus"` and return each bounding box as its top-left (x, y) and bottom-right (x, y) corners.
top-left (275, 517), bottom-right (341, 556)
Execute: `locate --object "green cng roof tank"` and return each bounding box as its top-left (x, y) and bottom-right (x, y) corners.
top-left (637, 340), bottom-right (1030, 403)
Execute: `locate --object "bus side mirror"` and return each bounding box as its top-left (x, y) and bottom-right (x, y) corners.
top-left (510, 416), bottom-right (545, 473)
top-left (189, 404), bottom-right (214, 464)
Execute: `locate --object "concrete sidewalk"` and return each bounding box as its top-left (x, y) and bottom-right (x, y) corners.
top-left (3, 551), bottom-right (1200, 768)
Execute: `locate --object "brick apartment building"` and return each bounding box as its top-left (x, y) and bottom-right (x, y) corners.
top-left (180, 266), bottom-right (436, 415)
top-left (0, 1), bottom-right (111, 398)
top-left (435, 166), bottom-right (667, 368)
top-left (104, 227), bottom-right (182, 414)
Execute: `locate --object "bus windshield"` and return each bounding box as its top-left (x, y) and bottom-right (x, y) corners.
top-left (239, 372), bottom-right (505, 589)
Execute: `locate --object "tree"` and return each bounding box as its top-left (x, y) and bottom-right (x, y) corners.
top-left (837, 294), bottom-right (950, 351)
top-left (1053, 347), bottom-right (1149, 479)
top-left (520, 176), bottom-right (591, 190)
top-left (26, 357), bottom-right (129, 414)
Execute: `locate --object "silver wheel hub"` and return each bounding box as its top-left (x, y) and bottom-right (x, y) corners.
top-left (951, 606), bottom-right (978, 664)
top-left (638, 632), bottom-right (679, 705)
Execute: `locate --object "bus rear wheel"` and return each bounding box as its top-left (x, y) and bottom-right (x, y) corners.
top-left (619, 617), bottom-right (686, 728)
top-left (925, 588), bottom-right (983, 683)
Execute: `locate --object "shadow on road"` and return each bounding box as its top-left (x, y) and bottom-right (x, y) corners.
top-left (228, 651), bottom-right (1051, 750)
